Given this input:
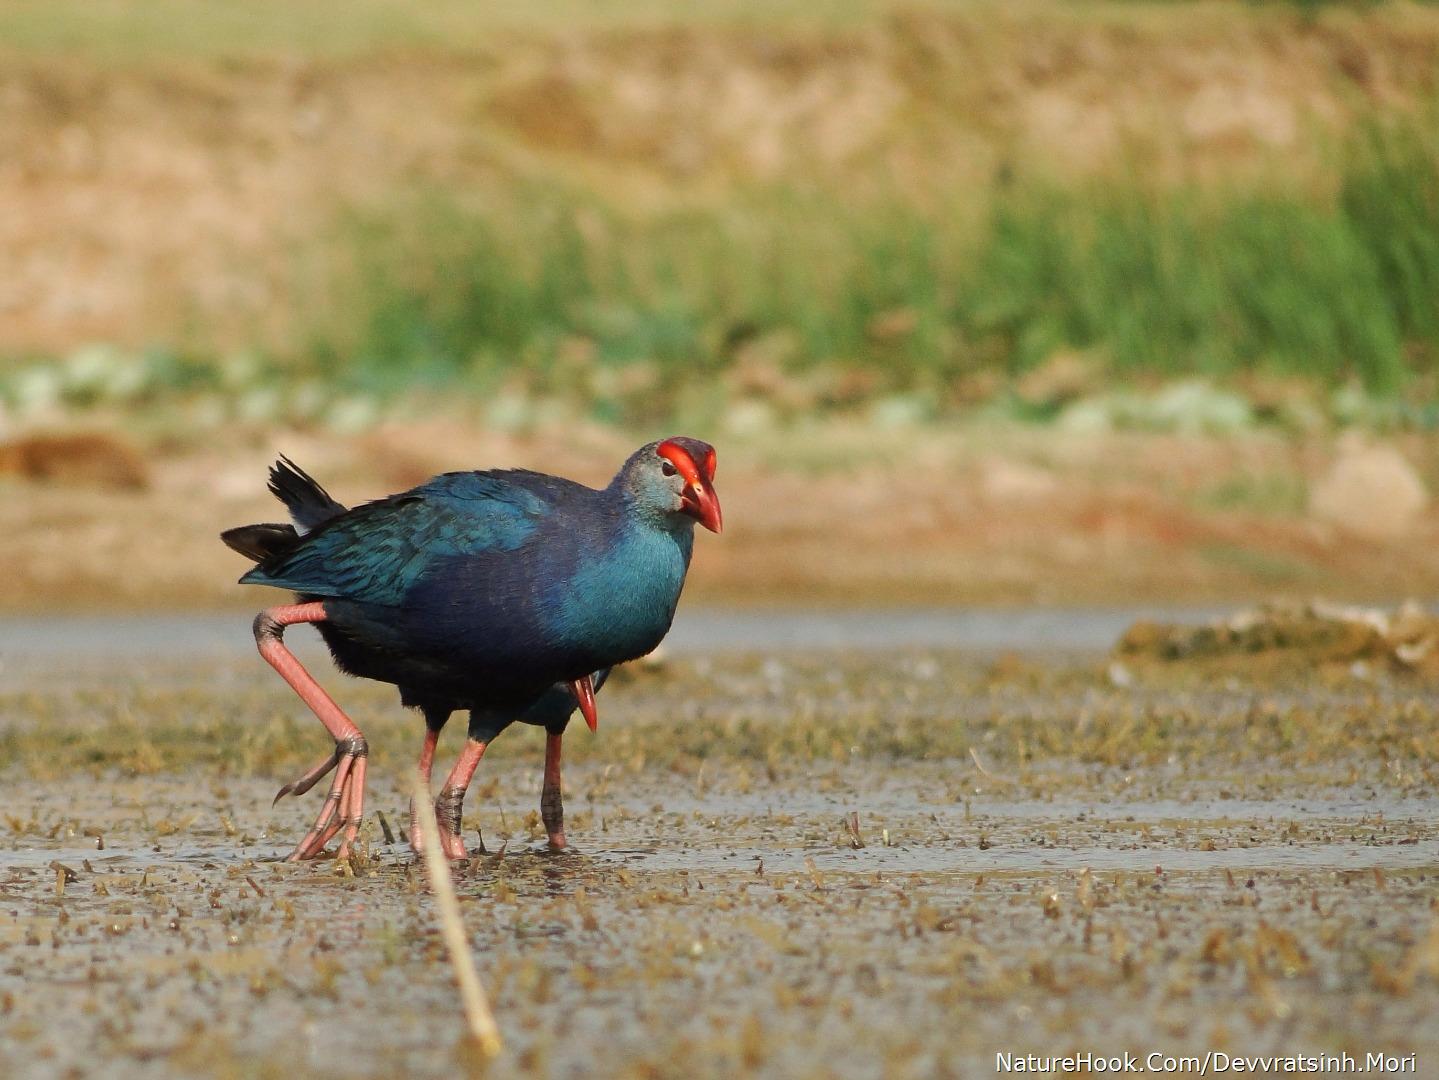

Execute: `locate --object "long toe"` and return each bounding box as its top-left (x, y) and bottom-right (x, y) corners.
top-left (274, 748), bottom-right (341, 806)
top-left (284, 737), bottom-right (369, 861)
top-left (332, 755), bottom-right (367, 862)
top-left (252, 605), bottom-right (371, 863)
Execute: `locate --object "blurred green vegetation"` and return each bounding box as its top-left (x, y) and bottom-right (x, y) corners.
top-left (971, 123), bottom-right (1439, 392)
top-left (3, 2), bottom-right (1438, 436)
top-left (2, 0), bottom-right (1423, 63)
top-left (307, 111), bottom-right (1439, 412)
top-left (0, 0), bottom-right (918, 61)
top-left (4, 108), bottom-right (1436, 436)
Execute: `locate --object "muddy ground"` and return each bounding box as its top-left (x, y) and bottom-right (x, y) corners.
top-left (1, 648), bottom-right (1437, 1078)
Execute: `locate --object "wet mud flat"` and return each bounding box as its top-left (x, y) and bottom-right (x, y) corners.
top-left (1, 650), bottom-right (1438, 1078)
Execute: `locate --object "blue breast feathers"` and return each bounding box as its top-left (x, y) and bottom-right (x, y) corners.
top-left (549, 516), bottom-right (694, 663)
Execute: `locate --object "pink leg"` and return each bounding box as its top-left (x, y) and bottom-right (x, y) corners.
top-left (253, 603), bottom-right (369, 862)
top-left (542, 732), bottom-right (567, 850)
top-left (434, 739), bottom-right (487, 861)
top-left (409, 727), bottom-right (442, 856)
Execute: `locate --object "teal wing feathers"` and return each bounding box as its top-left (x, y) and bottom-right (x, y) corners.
top-left (239, 471), bottom-right (548, 606)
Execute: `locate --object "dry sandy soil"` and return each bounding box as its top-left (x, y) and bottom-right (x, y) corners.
top-left (5, 421), bottom-right (1439, 612)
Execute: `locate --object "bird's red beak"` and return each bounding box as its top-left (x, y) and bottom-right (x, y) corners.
top-left (658, 440), bottom-right (723, 534)
top-left (680, 477), bottom-right (723, 534)
top-left (568, 674), bottom-right (599, 732)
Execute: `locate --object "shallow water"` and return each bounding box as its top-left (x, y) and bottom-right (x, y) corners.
top-left (10, 777), bottom-right (1434, 878)
top-left (0, 605), bottom-right (1231, 663)
top-left (2, 645), bottom-right (1437, 1078)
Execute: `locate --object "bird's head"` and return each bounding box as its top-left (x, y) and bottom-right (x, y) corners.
top-left (619, 437), bottom-right (722, 534)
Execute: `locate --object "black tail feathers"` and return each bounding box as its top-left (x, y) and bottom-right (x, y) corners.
top-left (220, 522), bottom-right (300, 563)
top-left (221, 455), bottom-right (348, 563)
top-left (268, 455), bottom-right (346, 534)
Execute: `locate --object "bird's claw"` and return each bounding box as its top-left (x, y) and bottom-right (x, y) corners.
top-left (272, 746), bottom-right (342, 806)
top-left (283, 733), bottom-right (369, 861)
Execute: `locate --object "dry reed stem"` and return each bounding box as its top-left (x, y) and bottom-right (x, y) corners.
top-left (412, 775), bottom-right (503, 1060)
top-left (969, 746), bottom-right (1016, 785)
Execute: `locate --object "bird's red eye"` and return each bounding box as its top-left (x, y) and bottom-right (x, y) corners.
top-left (661, 460), bottom-right (678, 477)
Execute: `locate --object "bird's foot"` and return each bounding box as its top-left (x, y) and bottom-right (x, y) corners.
top-left (433, 785), bottom-right (469, 860)
top-left (542, 802), bottom-right (567, 850)
top-left (415, 737), bottom-right (486, 861)
top-left (406, 793), bottom-right (467, 860)
top-left (284, 733), bottom-right (369, 862)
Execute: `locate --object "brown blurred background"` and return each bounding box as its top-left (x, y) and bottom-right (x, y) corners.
top-left (3, 0), bottom-right (1439, 610)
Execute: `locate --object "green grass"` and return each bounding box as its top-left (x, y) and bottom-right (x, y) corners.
top-left (968, 186), bottom-right (1409, 389)
top-left (6, 1), bottom-right (1424, 64)
top-left (0, 0), bottom-right (965, 63)
top-left (1011, 113), bottom-right (1439, 392)
top-left (301, 109), bottom-right (1439, 420)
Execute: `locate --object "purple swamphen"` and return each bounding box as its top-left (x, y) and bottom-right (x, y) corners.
top-left (221, 438), bottom-right (720, 861)
top-left (223, 458), bottom-right (613, 855)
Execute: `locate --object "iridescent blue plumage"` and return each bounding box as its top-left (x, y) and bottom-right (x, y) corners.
top-left (240, 471), bottom-right (549, 604)
top-left (221, 439), bottom-right (720, 859)
top-left (224, 460), bottom-right (618, 730)
top-left (240, 463), bottom-right (690, 719)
